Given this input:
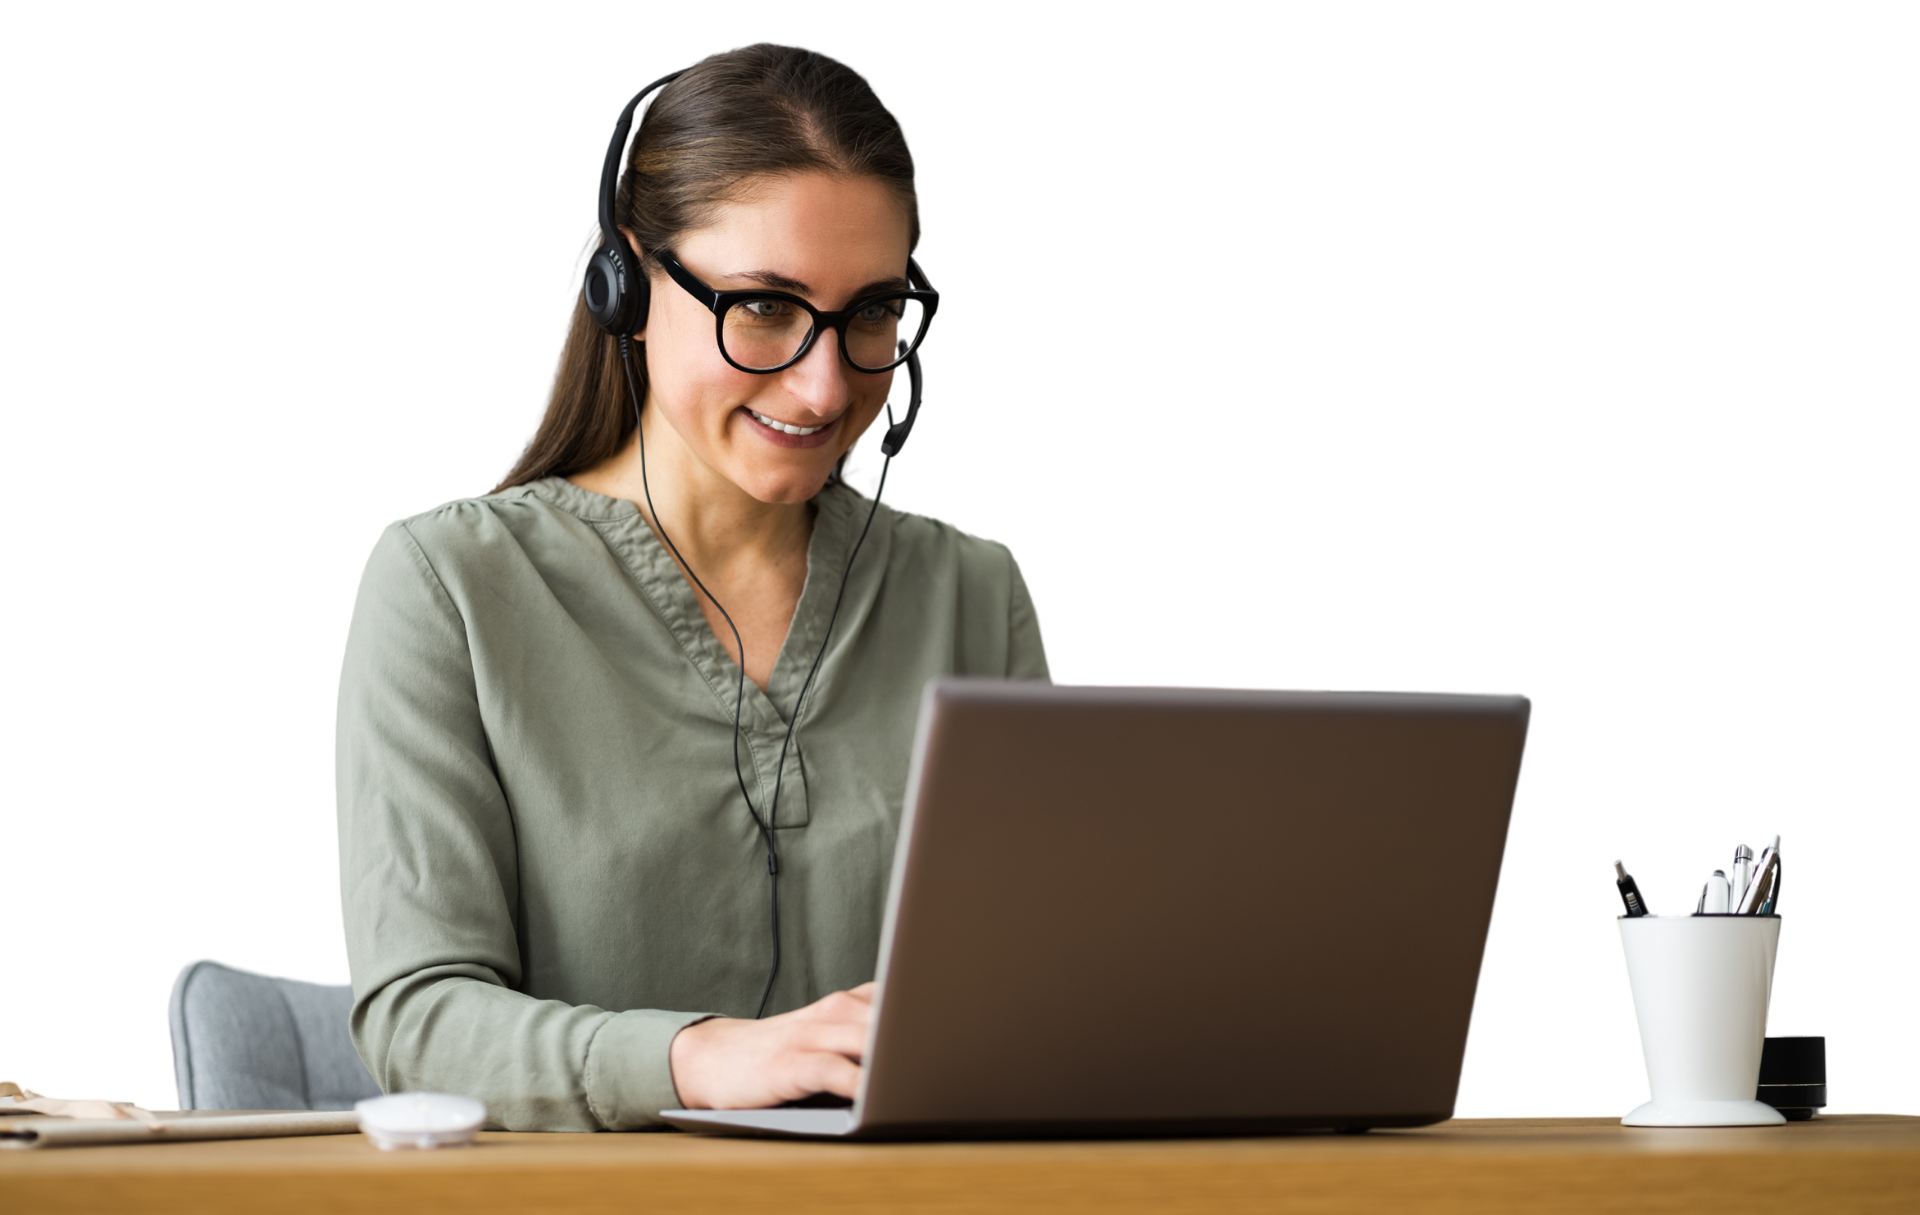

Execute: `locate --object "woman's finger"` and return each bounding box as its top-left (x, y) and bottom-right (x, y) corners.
top-left (794, 1018), bottom-right (869, 1062)
top-left (803, 988), bottom-right (873, 1023)
top-left (793, 1051), bottom-right (862, 1100)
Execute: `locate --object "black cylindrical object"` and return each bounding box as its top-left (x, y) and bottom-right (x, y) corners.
top-left (1757, 1036), bottom-right (1826, 1120)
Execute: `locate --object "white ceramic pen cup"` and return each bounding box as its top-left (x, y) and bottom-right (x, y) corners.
top-left (1618, 915), bottom-right (1783, 1127)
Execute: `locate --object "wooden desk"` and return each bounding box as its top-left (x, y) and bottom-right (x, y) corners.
top-left (4, 1115), bottom-right (1917, 1214)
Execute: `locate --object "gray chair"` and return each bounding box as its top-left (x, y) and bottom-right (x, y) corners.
top-left (168, 960), bottom-right (383, 1111)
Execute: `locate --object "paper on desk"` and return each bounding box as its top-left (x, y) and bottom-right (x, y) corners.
top-left (1, 1083), bottom-right (163, 1126)
top-left (0, 1083), bottom-right (359, 1150)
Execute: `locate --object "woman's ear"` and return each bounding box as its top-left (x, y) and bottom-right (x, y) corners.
top-left (617, 226), bottom-right (650, 341)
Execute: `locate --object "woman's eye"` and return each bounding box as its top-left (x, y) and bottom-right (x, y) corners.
top-left (742, 300), bottom-right (788, 320)
top-left (854, 302), bottom-right (899, 326)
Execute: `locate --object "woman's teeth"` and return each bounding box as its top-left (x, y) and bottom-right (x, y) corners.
top-left (749, 409), bottom-right (825, 436)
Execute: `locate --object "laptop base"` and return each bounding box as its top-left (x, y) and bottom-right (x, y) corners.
top-left (660, 1108), bottom-right (1446, 1141)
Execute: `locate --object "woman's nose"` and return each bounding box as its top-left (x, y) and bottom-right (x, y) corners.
top-left (779, 327), bottom-right (853, 417)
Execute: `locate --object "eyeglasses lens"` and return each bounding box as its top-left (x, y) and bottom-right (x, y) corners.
top-left (721, 296), bottom-right (925, 372)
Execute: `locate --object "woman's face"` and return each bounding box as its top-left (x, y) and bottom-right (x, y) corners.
top-left (635, 172), bottom-right (912, 506)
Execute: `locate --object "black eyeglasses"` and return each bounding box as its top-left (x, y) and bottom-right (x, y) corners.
top-left (655, 249), bottom-right (939, 375)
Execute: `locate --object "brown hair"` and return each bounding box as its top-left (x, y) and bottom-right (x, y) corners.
top-left (492, 44), bottom-right (919, 494)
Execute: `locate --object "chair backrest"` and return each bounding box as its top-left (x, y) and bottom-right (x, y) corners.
top-left (168, 960), bottom-right (382, 1111)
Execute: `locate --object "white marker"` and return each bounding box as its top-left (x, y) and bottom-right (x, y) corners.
top-left (1705, 869), bottom-right (1731, 914)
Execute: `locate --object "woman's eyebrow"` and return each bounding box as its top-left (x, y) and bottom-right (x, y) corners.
top-left (724, 271), bottom-right (912, 298)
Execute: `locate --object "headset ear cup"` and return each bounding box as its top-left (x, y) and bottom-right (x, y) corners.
top-left (583, 246), bottom-right (625, 333)
top-left (584, 241), bottom-right (651, 335)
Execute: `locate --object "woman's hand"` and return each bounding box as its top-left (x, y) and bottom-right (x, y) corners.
top-left (668, 983), bottom-right (874, 1109)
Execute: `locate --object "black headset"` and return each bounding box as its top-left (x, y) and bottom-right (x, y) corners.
top-left (579, 68), bottom-right (917, 462)
top-left (588, 71), bottom-right (926, 1018)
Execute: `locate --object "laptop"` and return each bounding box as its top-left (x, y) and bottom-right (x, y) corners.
top-left (664, 680), bottom-right (1530, 1140)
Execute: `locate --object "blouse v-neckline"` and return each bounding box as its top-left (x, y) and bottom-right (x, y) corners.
top-left (540, 475), bottom-right (862, 736)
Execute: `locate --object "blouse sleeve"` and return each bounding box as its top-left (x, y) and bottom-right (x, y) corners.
top-left (1005, 553), bottom-right (1051, 682)
top-left (335, 522), bottom-right (710, 1131)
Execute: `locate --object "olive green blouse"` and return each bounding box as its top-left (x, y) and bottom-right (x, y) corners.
top-left (335, 476), bottom-right (1047, 1131)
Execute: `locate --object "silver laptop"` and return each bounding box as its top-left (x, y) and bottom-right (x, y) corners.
top-left (664, 680), bottom-right (1529, 1140)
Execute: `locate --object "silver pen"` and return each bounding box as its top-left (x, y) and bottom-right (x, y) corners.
top-left (1730, 844), bottom-right (1753, 909)
top-left (1737, 837), bottom-right (1782, 915)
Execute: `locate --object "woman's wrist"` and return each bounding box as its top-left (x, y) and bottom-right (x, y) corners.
top-left (668, 1016), bottom-right (726, 1109)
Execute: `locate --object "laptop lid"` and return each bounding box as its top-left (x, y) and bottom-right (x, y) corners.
top-left (852, 681), bottom-right (1529, 1137)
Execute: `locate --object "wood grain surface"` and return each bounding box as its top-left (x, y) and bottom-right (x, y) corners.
top-left (4, 1115), bottom-right (1917, 1214)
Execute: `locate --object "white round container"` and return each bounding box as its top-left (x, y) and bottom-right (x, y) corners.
top-left (354, 1092), bottom-right (487, 1150)
top-left (1618, 915), bottom-right (1783, 1127)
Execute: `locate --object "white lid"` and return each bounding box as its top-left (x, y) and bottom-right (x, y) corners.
top-left (354, 1092), bottom-right (487, 1135)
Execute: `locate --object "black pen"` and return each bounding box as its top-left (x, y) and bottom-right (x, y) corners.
top-left (1614, 860), bottom-right (1650, 917)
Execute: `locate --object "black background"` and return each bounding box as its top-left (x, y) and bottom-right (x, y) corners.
top-left (11, 28), bottom-right (1904, 1113)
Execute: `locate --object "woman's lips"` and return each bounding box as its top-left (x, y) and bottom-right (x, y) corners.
top-left (738, 406), bottom-right (840, 449)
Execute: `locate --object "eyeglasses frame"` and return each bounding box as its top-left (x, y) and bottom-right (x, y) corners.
top-left (652, 248), bottom-right (939, 375)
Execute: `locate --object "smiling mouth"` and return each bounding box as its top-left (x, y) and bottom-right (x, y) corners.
top-left (747, 408), bottom-right (829, 436)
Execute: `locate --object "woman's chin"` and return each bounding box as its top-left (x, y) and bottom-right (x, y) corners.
top-left (730, 461), bottom-right (839, 506)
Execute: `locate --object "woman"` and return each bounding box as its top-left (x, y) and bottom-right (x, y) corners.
top-left (336, 44), bottom-right (1047, 1132)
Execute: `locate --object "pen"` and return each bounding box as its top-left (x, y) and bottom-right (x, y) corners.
top-left (1704, 869), bottom-right (1731, 914)
top-left (1730, 844), bottom-right (1753, 909)
top-left (1614, 861), bottom-right (1650, 917)
top-left (1763, 842), bottom-right (1781, 913)
top-left (1737, 837), bottom-right (1782, 915)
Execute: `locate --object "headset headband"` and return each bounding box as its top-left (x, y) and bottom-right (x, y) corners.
top-left (598, 71), bottom-right (683, 246)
